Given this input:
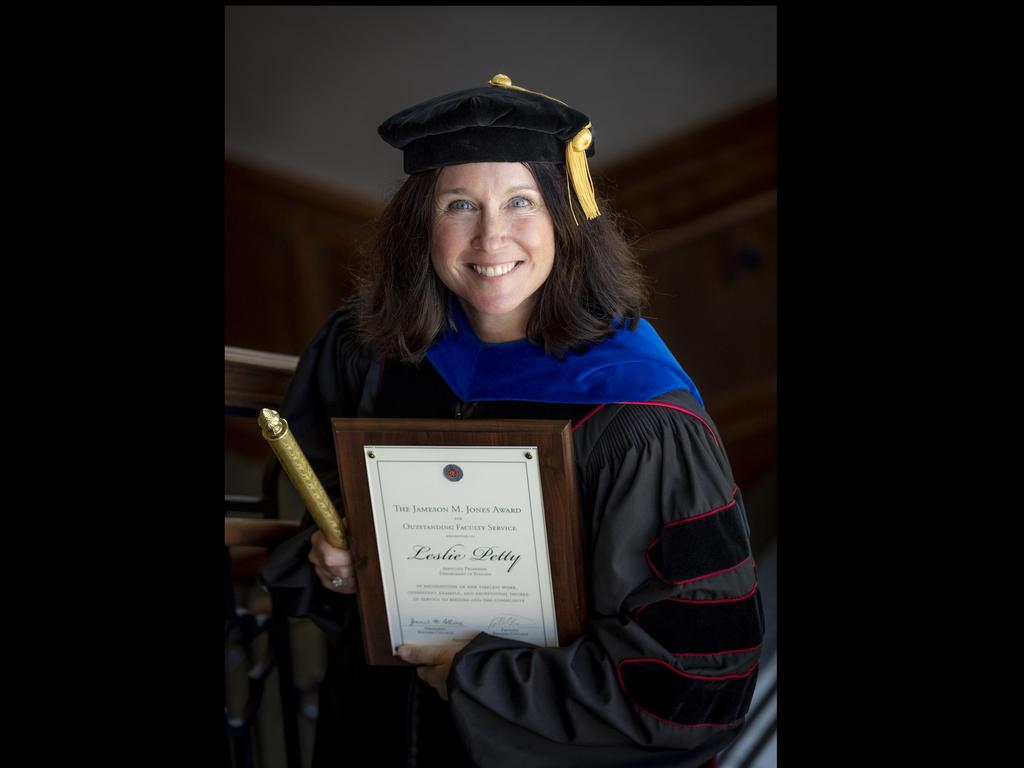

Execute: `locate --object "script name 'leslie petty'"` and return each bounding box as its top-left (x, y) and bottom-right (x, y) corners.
top-left (407, 544), bottom-right (521, 573)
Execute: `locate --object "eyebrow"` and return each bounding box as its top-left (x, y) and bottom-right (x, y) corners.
top-left (437, 185), bottom-right (539, 196)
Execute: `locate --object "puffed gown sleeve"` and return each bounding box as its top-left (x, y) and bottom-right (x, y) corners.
top-left (444, 398), bottom-right (766, 768)
top-left (257, 296), bottom-right (376, 635)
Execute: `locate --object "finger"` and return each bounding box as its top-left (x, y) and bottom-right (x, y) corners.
top-left (321, 547), bottom-right (354, 569)
top-left (309, 533), bottom-right (346, 564)
top-left (317, 567), bottom-right (357, 594)
top-left (324, 564), bottom-right (354, 580)
top-left (312, 536), bottom-right (352, 572)
top-left (397, 644), bottom-right (444, 666)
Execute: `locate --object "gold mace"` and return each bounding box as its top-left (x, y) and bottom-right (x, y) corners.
top-left (257, 408), bottom-right (348, 549)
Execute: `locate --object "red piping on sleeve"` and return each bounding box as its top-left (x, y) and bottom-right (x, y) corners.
top-left (614, 401), bottom-right (721, 449)
top-left (667, 580), bottom-right (759, 605)
top-left (570, 401), bottom-right (721, 450)
top-left (615, 658), bottom-right (759, 728)
top-left (661, 499), bottom-right (737, 530)
top-left (674, 644), bottom-right (763, 658)
top-left (571, 403), bottom-right (608, 433)
top-left (646, 554), bottom-right (752, 586)
top-left (634, 581), bottom-right (759, 617)
top-left (619, 657), bottom-right (759, 682)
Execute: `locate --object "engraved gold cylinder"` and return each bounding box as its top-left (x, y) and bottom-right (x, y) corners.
top-left (257, 408), bottom-right (348, 549)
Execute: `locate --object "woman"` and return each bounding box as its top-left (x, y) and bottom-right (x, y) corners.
top-left (261, 74), bottom-right (764, 768)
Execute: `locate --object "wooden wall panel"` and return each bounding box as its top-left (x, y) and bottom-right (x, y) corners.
top-left (602, 98), bottom-right (777, 236)
top-left (642, 198), bottom-right (777, 397)
top-left (225, 160), bottom-right (381, 355)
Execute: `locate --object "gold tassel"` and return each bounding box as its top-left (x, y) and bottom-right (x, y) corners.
top-left (489, 74), bottom-right (601, 225)
top-left (566, 123), bottom-right (600, 223)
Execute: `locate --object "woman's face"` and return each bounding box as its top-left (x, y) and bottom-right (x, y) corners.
top-left (430, 162), bottom-right (555, 341)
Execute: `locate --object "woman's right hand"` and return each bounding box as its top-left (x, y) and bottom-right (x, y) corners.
top-left (308, 530), bottom-right (357, 594)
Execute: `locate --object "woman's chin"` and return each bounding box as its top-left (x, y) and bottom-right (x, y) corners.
top-left (457, 294), bottom-right (538, 339)
top-left (460, 294), bottom-right (524, 319)
top-left (474, 304), bottom-right (518, 319)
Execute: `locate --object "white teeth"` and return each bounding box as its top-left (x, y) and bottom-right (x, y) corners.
top-left (471, 262), bottom-right (518, 277)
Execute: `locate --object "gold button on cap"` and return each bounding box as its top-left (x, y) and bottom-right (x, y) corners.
top-left (571, 128), bottom-right (592, 152)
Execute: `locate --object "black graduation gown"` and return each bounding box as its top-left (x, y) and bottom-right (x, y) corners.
top-left (261, 299), bottom-right (766, 768)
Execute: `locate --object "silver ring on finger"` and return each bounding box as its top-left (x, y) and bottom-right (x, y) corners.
top-left (330, 575), bottom-right (345, 589)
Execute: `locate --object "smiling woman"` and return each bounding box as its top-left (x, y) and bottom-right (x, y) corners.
top-left (353, 154), bottom-right (649, 363)
top-left (430, 162), bottom-right (556, 342)
top-left (260, 73), bottom-right (763, 768)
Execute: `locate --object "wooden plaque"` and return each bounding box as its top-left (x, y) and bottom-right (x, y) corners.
top-left (331, 418), bottom-right (586, 666)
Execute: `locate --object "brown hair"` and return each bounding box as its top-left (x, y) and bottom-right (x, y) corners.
top-left (353, 162), bottom-right (649, 362)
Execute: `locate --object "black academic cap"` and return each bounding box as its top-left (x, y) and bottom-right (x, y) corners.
top-left (377, 74), bottom-right (601, 223)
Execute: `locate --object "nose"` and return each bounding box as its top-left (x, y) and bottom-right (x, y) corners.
top-left (473, 209), bottom-right (507, 253)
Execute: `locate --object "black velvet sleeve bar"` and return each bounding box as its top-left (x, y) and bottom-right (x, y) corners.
top-left (444, 394), bottom-right (766, 767)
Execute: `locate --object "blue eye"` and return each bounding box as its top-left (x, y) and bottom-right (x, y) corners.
top-left (511, 197), bottom-right (531, 208)
top-left (449, 200), bottom-right (474, 210)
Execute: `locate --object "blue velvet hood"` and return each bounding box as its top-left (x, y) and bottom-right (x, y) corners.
top-left (425, 296), bottom-right (703, 407)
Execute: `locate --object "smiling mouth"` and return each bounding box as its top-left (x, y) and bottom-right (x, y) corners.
top-left (468, 261), bottom-right (523, 278)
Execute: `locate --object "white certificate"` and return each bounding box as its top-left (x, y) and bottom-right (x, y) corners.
top-left (363, 445), bottom-right (559, 652)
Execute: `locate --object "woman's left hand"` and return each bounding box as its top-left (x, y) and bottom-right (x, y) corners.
top-left (397, 638), bottom-right (476, 701)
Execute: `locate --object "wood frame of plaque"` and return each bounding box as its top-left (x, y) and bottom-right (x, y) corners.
top-left (331, 418), bottom-right (587, 666)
